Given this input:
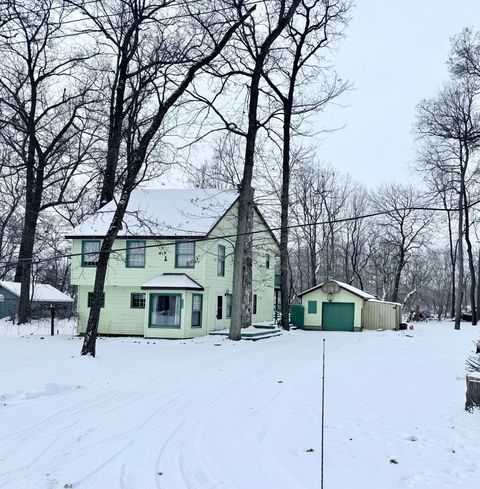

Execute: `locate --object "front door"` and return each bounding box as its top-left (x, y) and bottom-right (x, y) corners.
top-left (215, 295), bottom-right (224, 330)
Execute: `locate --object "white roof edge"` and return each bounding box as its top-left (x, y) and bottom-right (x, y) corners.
top-left (299, 279), bottom-right (376, 300)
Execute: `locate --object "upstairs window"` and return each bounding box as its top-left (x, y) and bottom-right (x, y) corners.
top-left (266, 253), bottom-right (271, 269)
top-left (126, 240), bottom-right (146, 268)
top-left (253, 294), bottom-right (257, 315)
top-left (217, 244), bottom-right (226, 276)
top-left (82, 240), bottom-right (100, 267)
top-left (130, 293), bottom-right (146, 309)
top-left (175, 241), bottom-right (195, 268)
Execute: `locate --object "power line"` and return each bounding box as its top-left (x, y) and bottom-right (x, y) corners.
top-left (1, 200), bottom-right (478, 268)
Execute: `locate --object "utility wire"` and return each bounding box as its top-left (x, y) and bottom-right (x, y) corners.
top-left (1, 200), bottom-right (478, 268)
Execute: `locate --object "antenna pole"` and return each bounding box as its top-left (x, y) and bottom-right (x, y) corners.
top-left (321, 338), bottom-right (326, 489)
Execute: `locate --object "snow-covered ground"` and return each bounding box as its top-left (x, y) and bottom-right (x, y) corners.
top-left (0, 319), bottom-right (479, 489)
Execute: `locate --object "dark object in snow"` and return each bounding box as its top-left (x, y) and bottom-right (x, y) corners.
top-left (278, 380), bottom-right (283, 383)
top-left (157, 472), bottom-right (163, 476)
top-left (465, 375), bottom-right (480, 412)
top-left (40, 337), bottom-right (44, 340)
top-left (64, 484), bottom-right (73, 489)
top-left (399, 323), bottom-right (408, 330)
top-left (462, 312), bottom-right (473, 322)
top-left (389, 458), bottom-right (398, 464)
top-left (214, 344), bottom-right (221, 347)
top-left (306, 448), bottom-right (314, 452)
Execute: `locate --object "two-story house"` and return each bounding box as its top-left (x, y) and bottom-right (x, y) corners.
top-left (66, 188), bottom-right (279, 339)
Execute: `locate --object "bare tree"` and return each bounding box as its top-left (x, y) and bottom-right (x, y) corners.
top-left (0, 0), bottom-right (98, 323)
top-left (417, 79), bottom-right (480, 328)
top-left (260, 0), bottom-right (350, 330)
top-left (371, 184), bottom-right (432, 303)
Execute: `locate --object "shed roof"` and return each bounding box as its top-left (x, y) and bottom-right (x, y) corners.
top-left (298, 280), bottom-right (376, 300)
top-left (0, 281), bottom-right (74, 303)
top-left (65, 188), bottom-right (239, 238)
top-left (141, 273), bottom-right (204, 291)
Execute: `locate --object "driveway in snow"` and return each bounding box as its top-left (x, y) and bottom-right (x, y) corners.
top-left (0, 321), bottom-right (479, 489)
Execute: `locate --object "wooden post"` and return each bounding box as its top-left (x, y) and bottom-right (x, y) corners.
top-left (465, 375), bottom-right (480, 412)
top-left (49, 304), bottom-right (55, 336)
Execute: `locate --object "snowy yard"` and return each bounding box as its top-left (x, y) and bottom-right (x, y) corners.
top-left (1, 320), bottom-right (480, 489)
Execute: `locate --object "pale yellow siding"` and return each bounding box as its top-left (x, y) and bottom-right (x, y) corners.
top-left (363, 301), bottom-right (401, 330)
top-left (77, 285), bottom-right (145, 335)
top-left (302, 288), bottom-right (364, 331)
top-left (71, 201), bottom-right (278, 337)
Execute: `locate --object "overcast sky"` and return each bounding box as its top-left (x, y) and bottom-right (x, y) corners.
top-left (315, 0), bottom-right (480, 189)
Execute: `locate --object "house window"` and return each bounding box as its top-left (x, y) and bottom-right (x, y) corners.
top-left (88, 292), bottom-right (104, 308)
top-left (217, 244), bottom-right (226, 276)
top-left (225, 293), bottom-right (232, 319)
top-left (149, 294), bottom-right (181, 328)
top-left (191, 294), bottom-right (203, 328)
top-left (82, 240), bottom-right (100, 267)
top-left (308, 300), bottom-right (317, 314)
top-left (266, 253), bottom-right (270, 269)
top-left (126, 241), bottom-right (146, 268)
top-left (217, 295), bottom-right (223, 320)
top-left (253, 294), bottom-right (257, 315)
top-left (130, 293), bottom-right (146, 309)
top-left (175, 241), bottom-right (195, 268)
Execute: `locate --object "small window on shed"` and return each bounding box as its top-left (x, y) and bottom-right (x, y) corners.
top-left (307, 300), bottom-right (317, 314)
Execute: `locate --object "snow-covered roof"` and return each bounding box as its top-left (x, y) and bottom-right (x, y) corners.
top-left (298, 280), bottom-right (376, 300)
top-left (65, 188), bottom-right (239, 238)
top-left (0, 281), bottom-right (74, 303)
top-left (141, 273), bottom-right (203, 290)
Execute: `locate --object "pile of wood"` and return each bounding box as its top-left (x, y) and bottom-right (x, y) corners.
top-left (465, 342), bottom-right (480, 412)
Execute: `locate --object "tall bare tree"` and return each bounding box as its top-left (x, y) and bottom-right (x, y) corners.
top-left (259, 0), bottom-right (350, 329)
top-left (0, 0), bottom-right (98, 323)
top-left (417, 79), bottom-right (480, 328)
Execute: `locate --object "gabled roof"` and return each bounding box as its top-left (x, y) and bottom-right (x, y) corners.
top-left (298, 280), bottom-right (376, 300)
top-left (141, 273), bottom-right (204, 291)
top-left (65, 188), bottom-right (239, 238)
top-left (0, 281), bottom-right (74, 303)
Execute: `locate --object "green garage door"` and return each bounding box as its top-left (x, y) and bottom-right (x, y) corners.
top-left (322, 302), bottom-right (355, 331)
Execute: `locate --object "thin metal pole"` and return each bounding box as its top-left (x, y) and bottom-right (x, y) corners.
top-left (321, 338), bottom-right (326, 489)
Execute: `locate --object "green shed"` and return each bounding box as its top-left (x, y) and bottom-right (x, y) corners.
top-left (298, 280), bottom-right (400, 332)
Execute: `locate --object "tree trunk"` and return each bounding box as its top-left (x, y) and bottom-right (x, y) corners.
top-left (229, 0), bottom-right (301, 341)
top-left (455, 189), bottom-right (464, 330)
top-left (230, 186), bottom-right (254, 340)
top-left (81, 186), bottom-right (133, 356)
top-left (463, 189), bottom-right (477, 324)
top-left (391, 247), bottom-right (405, 303)
top-left (447, 208), bottom-right (457, 319)
top-left (465, 375), bottom-right (480, 412)
top-left (280, 104), bottom-right (292, 331)
top-left (15, 161), bottom-right (44, 324)
top-left (241, 203), bottom-right (254, 328)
